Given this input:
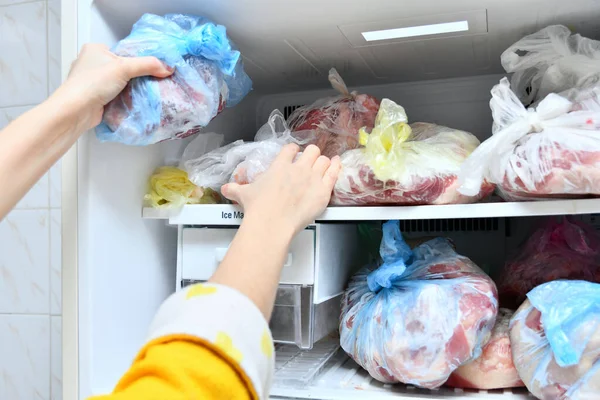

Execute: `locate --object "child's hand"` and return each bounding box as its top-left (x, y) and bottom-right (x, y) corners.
top-left (221, 144), bottom-right (341, 236)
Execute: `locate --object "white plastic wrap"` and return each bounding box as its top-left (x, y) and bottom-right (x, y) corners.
top-left (458, 78), bottom-right (600, 201)
top-left (502, 25), bottom-right (600, 106)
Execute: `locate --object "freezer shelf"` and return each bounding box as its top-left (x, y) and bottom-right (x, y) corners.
top-left (143, 198), bottom-right (600, 225)
top-left (271, 349), bottom-right (532, 400)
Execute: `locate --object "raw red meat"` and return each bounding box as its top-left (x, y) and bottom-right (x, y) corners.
top-left (340, 224), bottom-right (498, 388)
top-left (287, 68), bottom-right (380, 158)
top-left (509, 281), bottom-right (600, 400)
top-left (497, 218), bottom-right (600, 309)
top-left (332, 121), bottom-right (495, 206)
top-left (103, 56), bottom-right (229, 144)
top-left (458, 78), bottom-right (600, 201)
top-left (446, 309), bottom-right (524, 390)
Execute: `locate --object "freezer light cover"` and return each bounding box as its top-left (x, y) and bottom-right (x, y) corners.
top-left (361, 20), bottom-right (469, 41)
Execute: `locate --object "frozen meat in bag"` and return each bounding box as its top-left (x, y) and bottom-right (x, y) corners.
top-left (332, 99), bottom-right (494, 205)
top-left (510, 280), bottom-right (600, 400)
top-left (497, 217), bottom-right (600, 309)
top-left (287, 68), bottom-right (380, 158)
top-left (339, 221), bottom-right (498, 388)
top-left (458, 78), bottom-right (600, 201)
top-left (97, 13), bottom-right (252, 145)
top-left (446, 308), bottom-right (524, 390)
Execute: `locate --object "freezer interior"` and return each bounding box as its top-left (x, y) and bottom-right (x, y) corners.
top-left (77, 0), bottom-right (600, 398)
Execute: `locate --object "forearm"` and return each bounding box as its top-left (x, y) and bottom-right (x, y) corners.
top-left (209, 214), bottom-right (295, 320)
top-left (0, 94), bottom-right (82, 219)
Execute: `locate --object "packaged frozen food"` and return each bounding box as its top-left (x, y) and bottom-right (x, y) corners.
top-left (446, 308), bottom-right (524, 390)
top-left (510, 280), bottom-right (600, 399)
top-left (339, 221), bottom-right (498, 388)
top-left (287, 68), bottom-right (380, 158)
top-left (458, 78), bottom-right (600, 201)
top-left (183, 110), bottom-right (301, 190)
top-left (332, 99), bottom-right (495, 205)
top-left (497, 218), bottom-right (600, 309)
top-left (502, 25), bottom-right (600, 106)
top-left (96, 13), bottom-right (252, 145)
top-left (144, 166), bottom-right (222, 208)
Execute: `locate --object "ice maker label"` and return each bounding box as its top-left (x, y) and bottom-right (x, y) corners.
top-left (221, 211), bottom-right (244, 220)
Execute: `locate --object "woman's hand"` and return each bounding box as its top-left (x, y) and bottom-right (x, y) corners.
top-left (221, 144), bottom-right (341, 237)
top-left (51, 43), bottom-right (173, 133)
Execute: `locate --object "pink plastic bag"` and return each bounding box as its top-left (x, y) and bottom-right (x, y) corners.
top-left (497, 217), bottom-right (600, 309)
top-left (446, 309), bottom-right (524, 390)
top-left (287, 68), bottom-right (380, 158)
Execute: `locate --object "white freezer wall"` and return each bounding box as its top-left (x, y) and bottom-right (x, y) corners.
top-left (0, 0), bottom-right (62, 399)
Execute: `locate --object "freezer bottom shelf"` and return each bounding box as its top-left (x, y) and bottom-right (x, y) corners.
top-left (271, 347), bottom-right (532, 400)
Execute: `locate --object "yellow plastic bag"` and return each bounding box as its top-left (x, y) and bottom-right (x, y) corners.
top-left (358, 99), bottom-right (479, 183)
top-left (144, 166), bottom-right (221, 209)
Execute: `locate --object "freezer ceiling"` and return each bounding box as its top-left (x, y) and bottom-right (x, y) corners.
top-left (93, 0), bottom-right (600, 93)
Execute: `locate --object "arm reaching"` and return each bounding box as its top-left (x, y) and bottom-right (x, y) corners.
top-left (97, 145), bottom-right (340, 400)
top-left (0, 44), bottom-right (172, 219)
top-left (211, 144), bottom-right (341, 319)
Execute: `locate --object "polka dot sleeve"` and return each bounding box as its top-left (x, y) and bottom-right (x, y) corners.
top-left (145, 283), bottom-right (275, 399)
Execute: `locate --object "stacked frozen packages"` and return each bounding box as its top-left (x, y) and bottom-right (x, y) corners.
top-left (339, 221), bottom-right (498, 388)
top-left (459, 26), bottom-right (600, 201)
top-left (332, 99), bottom-right (494, 205)
top-left (510, 280), bottom-right (600, 399)
top-left (181, 70), bottom-right (494, 206)
top-left (287, 69), bottom-right (380, 158)
top-left (97, 13), bottom-right (252, 145)
top-left (497, 218), bottom-right (600, 309)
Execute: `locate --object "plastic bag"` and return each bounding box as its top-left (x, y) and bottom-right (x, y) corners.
top-left (502, 25), bottom-right (600, 106)
top-left (458, 78), bottom-right (600, 201)
top-left (287, 68), bottom-right (380, 158)
top-left (96, 13), bottom-right (252, 145)
top-left (332, 99), bottom-right (494, 205)
top-left (497, 218), bottom-right (600, 309)
top-left (509, 280), bottom-right (600, 399)
top-left (339, 221), bottom-right (498, 388)
top-left (144, 166), bottom-right (222, 208)
top-left (446, 308), bottom-right (524, 390)
top-left (183, 110), bottom-right (301, 190)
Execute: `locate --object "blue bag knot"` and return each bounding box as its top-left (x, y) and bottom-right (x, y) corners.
top-left (367, 221), bottom-right (413, 292)
top-left (527, 280), bottom-right (600, 367)
top-left (186, 23), bottom-right (240, 75)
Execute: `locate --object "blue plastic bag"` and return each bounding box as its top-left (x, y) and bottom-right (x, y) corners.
top-left (510, 280), bottom-right (600, 399)
top-left (96, 14), bottom-right (252, 145)
top-left (340, 221), bottom-right (498, 388)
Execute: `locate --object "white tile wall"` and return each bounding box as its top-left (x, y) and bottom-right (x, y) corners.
top-left (0, 0), bottom-right (62, 399)
top-left (0, 315), bottom-right (50, 400)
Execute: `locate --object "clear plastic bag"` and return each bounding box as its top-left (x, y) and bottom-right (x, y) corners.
top-left (183, 110), bottom-right (301, 190)
top-left (458, 78), bottom-right (600, 201)
top-left (287, 68), bottom-right (380, 158)
top-left (332, 99), bottom-right (494, 205)
top-left (446, 308), bottom-right (524, 390)
top-left (497, 218), bottom-right (600, 309)
top-left (502, 25), bottom-right (600, 106)
top-left (339, 221), bottom-right (498, 388)
top-left (96, 13), bottom-right (252, 145)
top-left (510, 280), bottom-right (600, 399)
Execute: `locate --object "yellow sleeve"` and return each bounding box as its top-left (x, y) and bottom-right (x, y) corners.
top-left (90, 283), bottom-right (275, 399)
top-left (89, 337), bottom-right (255, 400)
